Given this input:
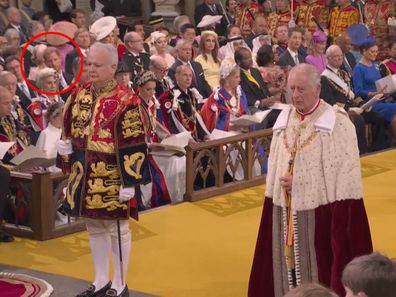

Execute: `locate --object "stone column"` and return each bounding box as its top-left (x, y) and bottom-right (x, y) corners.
top-left (184, 0), bottom-right (197, 24)
top-left (152, 0), bottom-right (181, 30)
top-left (141, 0), bottom-right (152, 23)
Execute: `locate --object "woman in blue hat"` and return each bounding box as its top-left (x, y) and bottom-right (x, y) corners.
top-left (352, 37), bottom-right (396, 145)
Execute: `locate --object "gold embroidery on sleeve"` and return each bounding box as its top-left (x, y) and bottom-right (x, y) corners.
top-left (66, 161), bottom-right (84, 209)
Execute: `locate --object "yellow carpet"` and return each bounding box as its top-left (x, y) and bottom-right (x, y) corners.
top-left (0, 150), bottom-right (395, 297)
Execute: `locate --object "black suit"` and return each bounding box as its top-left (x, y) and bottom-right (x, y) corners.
top-left (320, 68), bottom-right (387, 153)
top-left (101, 0), bottom-right (141, 17)
top-left (239, 67), bottom-right (270, 107)
top-left (65, 48), bottom-right (86, 76)
top-left (194, 3), bottom-right (227, 36)
top-left (45, 0), bottom-right (76, 22)
top-left (277, 49), bottom-right (305, 68)
top-left (240, 67), bottom-right (279, 128)
top-left (168, 59), bottom-right (212, 99)
top-left (120, 51), bottom-right (150, 85)
top-left (4, 23), bottom-right (28, 44)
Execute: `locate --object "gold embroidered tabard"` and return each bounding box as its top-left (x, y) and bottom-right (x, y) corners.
top-left (85, 161), bottom-right (127, 211)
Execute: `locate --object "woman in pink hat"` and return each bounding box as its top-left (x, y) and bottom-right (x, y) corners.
top-left (305, 29), bottom-right (328, 73)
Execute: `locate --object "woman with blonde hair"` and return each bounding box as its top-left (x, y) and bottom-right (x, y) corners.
top-left (195, 30), bottom-right (221, 89)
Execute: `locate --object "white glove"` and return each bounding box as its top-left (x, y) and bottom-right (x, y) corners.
top-left (349, 107), bottom-right (364, 115)
top-left (119, 185), bottom-right (135, 202)
top-left (288, 19), bottom-right (296, 29)
top-left (57, 139), bottom-right (73, 156)
top-left (388, 17), bottom-right (396, 27)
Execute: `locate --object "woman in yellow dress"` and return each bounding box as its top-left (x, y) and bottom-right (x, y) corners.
top-left (195, 31), bottom-right (221, 90)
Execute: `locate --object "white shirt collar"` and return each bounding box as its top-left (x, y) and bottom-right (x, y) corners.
top-left (287, 48), bottom-right (298, 57)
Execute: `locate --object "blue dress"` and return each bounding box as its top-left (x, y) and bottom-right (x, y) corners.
top-left (352, 62), bottom-right (396, 123)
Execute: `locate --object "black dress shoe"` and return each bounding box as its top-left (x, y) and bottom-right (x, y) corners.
top-left (104, 285), bottom-right (129, 297)
top-left (76, 282), bottom-right (112, 297)
top-left (0, 231), bottom-right (14, 242)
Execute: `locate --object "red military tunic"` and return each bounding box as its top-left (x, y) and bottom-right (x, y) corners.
top-left (267, 10), bottom-right (292, 37)
top-left (295, 0), bottom-right (329, 33)
top-left (61, 80), bottom-right (151, 220)
top-left (235, 0), bottom-right (262, 37)
top-left (364, 0), bottom-right (395, 60)
top-left (328, 4), bottom-right (360, 41)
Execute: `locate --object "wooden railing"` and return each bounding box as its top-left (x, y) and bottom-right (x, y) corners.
top-left (184, 129), bottom-right (273, 202)
top-left (3, 171), bottom-right (85, 241)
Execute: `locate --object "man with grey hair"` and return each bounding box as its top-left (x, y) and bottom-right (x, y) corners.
top-left (58, 42), bottom-right (150, 297)
top-left (168, 39), bottom-right (212, 98)
top-left (121, 31), bottom-right (150, 86)
top-left (149, 54), bottom-right (173, 98)
top-left (158, 64), bottom-right (210, 141)
top-left (5, 6), bottom-right (28, 43)
top-left (320, 45), bottom-right (387, 153)
top-left (249, 63), bottom-right (372, 297)
top-left (4, 28), bottom-right (20, 47)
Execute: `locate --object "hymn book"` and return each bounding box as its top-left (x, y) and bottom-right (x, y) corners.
top-left (230, 110), bottom-right (271, 126)
top-left (149, 131), bottom-right (193, 157)
top-left (10, 145), bottom-right (56, 171)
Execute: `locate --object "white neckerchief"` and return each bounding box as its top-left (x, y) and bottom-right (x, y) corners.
top-left (321, 67), bottom-right (354, 100)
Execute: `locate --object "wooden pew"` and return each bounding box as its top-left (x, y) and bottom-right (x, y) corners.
top-left (3, 171), bottom-right (85, 241)
top-left (184, 129), bottom-right (273, 202)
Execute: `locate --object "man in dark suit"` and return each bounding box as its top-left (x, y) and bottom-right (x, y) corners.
top-left (168, 39), bottom-right (212, 99)
top-left (320, 45), bottom-right (387, 153)
top-left (101, 0), bottom-right (141, 17)
top-left (65, 28), bottom-right (90, 76)
top-left (44, 0), bottom-right (76, 22)
top-left (4, 56), bottom-right (39, 108)
top-left (277, 28), bottom-right (305, 68)
top-left (4, 7), bottom-right (28, 43)
top-left (336, 32), bottom-right (356, 76)
top-left (121, 31), bottom-right (150, 86)
top-left (194, 0), bottom-right (228, 36)
top-left (235, 47), bottom-right (280, 128)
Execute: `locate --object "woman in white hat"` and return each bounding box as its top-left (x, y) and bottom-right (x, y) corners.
top-left (195, 30), bottom-right (221, 89)
top-left (150, 31), bottom-right (175, 68)
top-left (90, 16), bottom-right (117, 45)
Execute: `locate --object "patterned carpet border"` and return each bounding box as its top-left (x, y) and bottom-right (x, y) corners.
top-left (0, 272), bottom-right (53, 297)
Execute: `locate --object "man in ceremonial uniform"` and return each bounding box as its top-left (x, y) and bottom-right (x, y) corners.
top-left (158, 65), bottom-right (210, 141)
top-left (0, 86), bottom-right (15, 242)
top-left (379, 39), bottom-right (396, 77)
top-left (364, 0), bottom-right (396, 61)
top-left (235, 0), bottom-right (262, 37)
top-left (58, 42), bottom-right (150, 297)
top-left (4, 56), bottom-right (42, 131)
top-left (149, 55), bottom-right (173, 98)
top-left (295, 0), bottom-right (329, 33)
top-left (328, 0), bottom-right (359, 42)
top-left (248, 63), bottom-right (372, 297)
top-left (267, 0), bottom-right (292, 37)
top-left (320, 45), bottom-right (387, 153)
